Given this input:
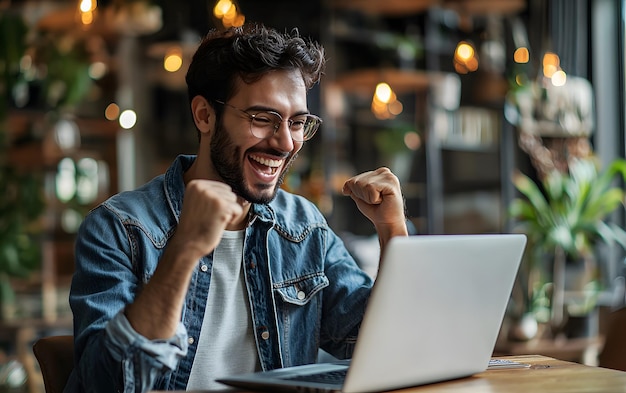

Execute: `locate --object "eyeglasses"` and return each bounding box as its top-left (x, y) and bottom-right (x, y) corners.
top-left (215, 100), bottom-right (322, 142)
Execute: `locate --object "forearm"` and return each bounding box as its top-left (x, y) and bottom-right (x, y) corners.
top-left (125, 234), bottom-right (204, 339)
top-left (73, 312), bottom-right (187, 393)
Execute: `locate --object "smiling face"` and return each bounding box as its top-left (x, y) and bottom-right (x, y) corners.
top-left (206, 69), bottom-right (308, 204)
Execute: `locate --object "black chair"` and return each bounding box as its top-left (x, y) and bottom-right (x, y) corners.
top-left (32, 335), bottom-right (74, 393)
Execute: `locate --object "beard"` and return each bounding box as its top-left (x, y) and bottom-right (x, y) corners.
top-left (209, 121), bottom-right (297, 204)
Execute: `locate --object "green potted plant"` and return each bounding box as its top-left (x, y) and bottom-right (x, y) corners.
top-left (0, 159), bottom-right (45, 319)
top-left (0, 13), bottom-right (47, 319)
top-left (1, 9), bottom-right (98, 319)
top-left (509, 156), bottom-right (626, 336)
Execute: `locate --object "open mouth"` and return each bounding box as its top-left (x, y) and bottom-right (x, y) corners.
top-left (249, 153), bottom-right (283, 176)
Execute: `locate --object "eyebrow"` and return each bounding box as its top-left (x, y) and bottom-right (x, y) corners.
top-left (245, 105), bottom-right (311, 117)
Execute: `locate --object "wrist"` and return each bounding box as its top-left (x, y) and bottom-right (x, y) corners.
top-left (166, 231), bottom-right (213, 262)
top-left (375, 221), bottom-right (409, 241)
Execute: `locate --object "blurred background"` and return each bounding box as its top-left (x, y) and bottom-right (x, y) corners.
top-left (1, 0), bottom-right (626, 391)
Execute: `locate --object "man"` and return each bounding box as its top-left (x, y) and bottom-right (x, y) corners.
top-left (65, 23), bottom-right (408, 392)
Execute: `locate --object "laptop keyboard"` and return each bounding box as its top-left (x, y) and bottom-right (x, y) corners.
top-left (284, 368), bottom-right (347, 384)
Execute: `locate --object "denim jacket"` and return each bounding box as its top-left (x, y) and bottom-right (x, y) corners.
top-left (64, 155), bottom-right (373, 393)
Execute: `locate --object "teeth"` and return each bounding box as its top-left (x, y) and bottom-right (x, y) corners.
top-left (250, 154), bottom-right (282, 168)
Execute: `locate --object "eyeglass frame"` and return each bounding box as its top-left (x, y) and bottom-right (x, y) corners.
top-left (214, 100), bottom-right (322, 142)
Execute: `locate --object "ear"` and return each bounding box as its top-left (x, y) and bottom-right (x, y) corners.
top-left (191, 95), bottom-right (216, 135)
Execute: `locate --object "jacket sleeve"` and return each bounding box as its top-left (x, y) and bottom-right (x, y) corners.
top-left (319, 228), bottom-right (373, 359)
top-left (67, 205), bottom-right (188, 393)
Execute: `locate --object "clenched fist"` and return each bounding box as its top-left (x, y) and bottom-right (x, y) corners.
top-left (342, 167), bottom-right (408, 249)
top-left (174, 179), bottom-right (245, 259)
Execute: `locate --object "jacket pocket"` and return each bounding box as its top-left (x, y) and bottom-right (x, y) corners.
top-left (274, 273), bottom-right (329, 306)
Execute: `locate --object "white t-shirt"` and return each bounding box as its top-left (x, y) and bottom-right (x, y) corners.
top-left (186, 230), bottom-right (260, 390)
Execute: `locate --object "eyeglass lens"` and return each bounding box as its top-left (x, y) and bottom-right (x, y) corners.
top-left (249, 112), bottom-right (319, 142)
top-left (215, 100), bottom-right (322, 142)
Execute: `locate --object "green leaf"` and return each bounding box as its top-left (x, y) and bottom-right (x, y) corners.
top-left (512, 172), bottom-right (551, 218)
top-left (509, 157), bottom-right (626, 263)
top-left (606, 222), bottom-right (626, 250)
top-left (509, 199), bottom-right (537, 221)
top-left (583, 188), bottom-right (623, 222)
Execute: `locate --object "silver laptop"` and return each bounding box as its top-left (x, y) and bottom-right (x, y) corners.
top-left (218, 234), bottom-right (527, 393)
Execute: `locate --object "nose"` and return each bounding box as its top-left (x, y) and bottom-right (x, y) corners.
top-left (269, 120), bottom-right (296, 151)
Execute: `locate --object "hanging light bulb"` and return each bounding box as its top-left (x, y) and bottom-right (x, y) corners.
top-left (514, 47), bottom-right (530, 64)
top-left (375, 82), bottom-right (393, 104)
top-left (542, 52), bottom-right (560, 78)
top-left (78, 0), bottom-right (97, 26)
top-left (119, 109), bottom-right (137, 129)
top-left (454, 41), bottom-right (479, 74)
top-left (105, 103), bottom-right (120, 121)
top-left (551, 70), bottom-right (567, 87)
top-left (371, 82), bottom-right (403, 120)
top-left (163, 46), bottom-right (183, 73)
top-left (213, 0), bottom-right (245, 28)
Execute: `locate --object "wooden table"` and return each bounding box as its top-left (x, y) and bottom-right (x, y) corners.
top-left (390, 355), bottom-right (626, 392)
top-left (494, 336), bottom-right (604, 366)
top-left (163, 355), bottom-right (626, 393)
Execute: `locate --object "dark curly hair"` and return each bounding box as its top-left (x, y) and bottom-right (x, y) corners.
top-left (185, 23), bottom-right (326, 107)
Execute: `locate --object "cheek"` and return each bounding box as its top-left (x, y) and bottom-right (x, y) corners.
top-left (291, 141), bottom-right (304, 155)
top-left (219, 121), bottom-right (256, 153)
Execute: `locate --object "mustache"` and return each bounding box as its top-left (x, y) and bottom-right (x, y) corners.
top-left (247, 147), bottom-right (290, 159)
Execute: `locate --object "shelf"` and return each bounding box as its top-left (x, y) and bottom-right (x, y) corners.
top-left (440, 141), bottom-right (499, 153)
top-left (330, 0), bottom-right (437, 16)
top-left (35, 1), bottom-right (162, 40)
top-left (323, 1), bottom-right (521, 236)
top-left (331, 68), bottom-right (432, 96)
top-left (331, 0), bottom-right (526, 17)
top-left (442, 0), bottom-right (526, 16)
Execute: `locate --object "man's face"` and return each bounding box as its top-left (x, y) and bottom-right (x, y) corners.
top-left (209, 69), bottom-right (308, 204)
